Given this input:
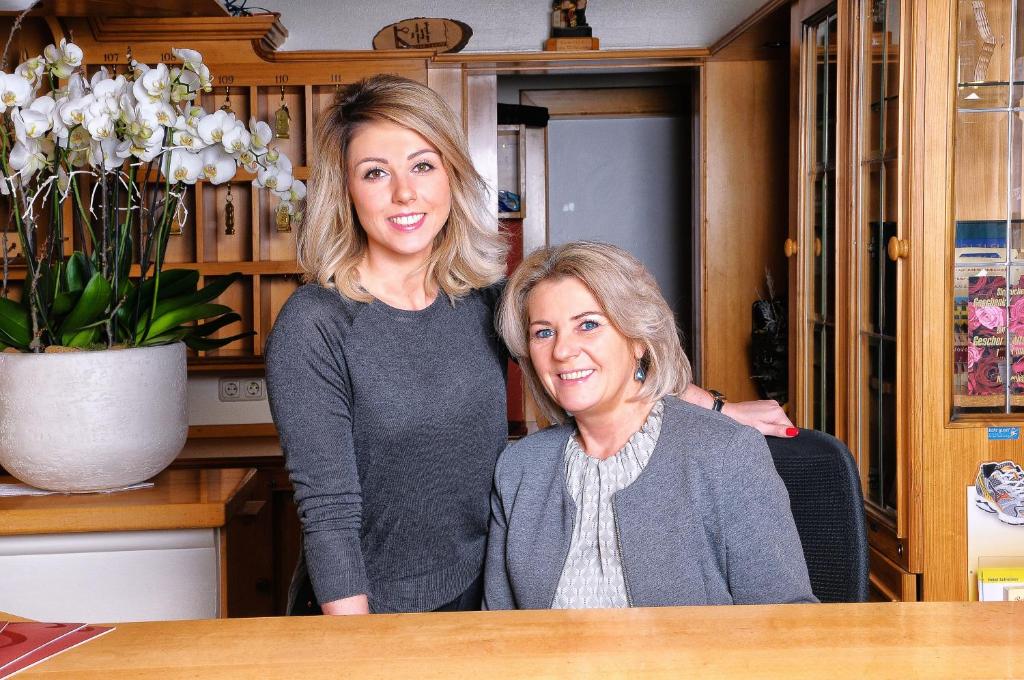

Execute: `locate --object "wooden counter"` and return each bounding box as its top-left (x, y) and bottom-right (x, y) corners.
top-left (0, 468), bottom-right (266, 622)
top-left (0, 468), bottom-right (257, 536)
top-left (13, 601), bottom-right (1020, 678)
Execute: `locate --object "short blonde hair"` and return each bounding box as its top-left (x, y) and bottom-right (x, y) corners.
top-left (498, 241), bottom-right (693, 425)
top-left (299, 74), bottom-right (507, 301)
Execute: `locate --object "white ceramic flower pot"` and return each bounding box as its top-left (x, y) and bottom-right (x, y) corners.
top-left (0, 343), bottom-right (188, 492)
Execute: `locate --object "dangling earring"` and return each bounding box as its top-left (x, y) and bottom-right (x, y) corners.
top-left (634, 359), bottom-right (646, 382)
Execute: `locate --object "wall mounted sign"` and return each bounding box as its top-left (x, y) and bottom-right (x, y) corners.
top-left (372, 18), bottom-right (472, 53)
top-left (988, 426), bottom-right (1021, 441)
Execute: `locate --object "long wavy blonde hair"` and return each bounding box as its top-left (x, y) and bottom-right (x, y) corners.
top-left (299, 74), bottom-right (507, 301)
top-left (498, 241), bottom-right (693, 425)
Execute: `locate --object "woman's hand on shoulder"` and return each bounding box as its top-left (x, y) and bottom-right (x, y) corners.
top-left (320, 594), bottom-right (371, 615)
top-left (720, 400), bottom-right (797, 438)
top-left (680, 384), bottom-right (797, 438)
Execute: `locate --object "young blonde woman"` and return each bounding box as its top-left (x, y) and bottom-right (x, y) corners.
top-left (266, 75), bottom-right (797, 616)
top-left (485, 242), bottom-right (815, 609)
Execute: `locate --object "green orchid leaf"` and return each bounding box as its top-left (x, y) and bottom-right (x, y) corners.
top-left (191, 312), bottom-right (242, 338)
top-left (64, 326), bottom-right (100, 349)
top-left (139, 302), bottom-right (232, 343)
top-left (66, 251), bottom-right (89, 291)
top-left (52, 290), bottom-right (82, 317)
top-left (145, 273), bottom-right (243, 326)
top-left (0, 296), bottom-right (31, 349)
top-left (183, 330), bottom-right (255, 351)
top-left (152, 269), bottom-right (201, 301)
top-left (139, 329), bottom-right (191, 347)
top-left (193, 273), bottom-right (243, 305)
top-left (59, 273), bottom-right (112, 344)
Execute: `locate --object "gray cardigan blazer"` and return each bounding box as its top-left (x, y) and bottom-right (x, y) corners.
top-left (483, 396), bottom-right (817, 609)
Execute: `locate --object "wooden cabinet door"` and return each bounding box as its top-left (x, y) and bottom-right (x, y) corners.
top-left (790, 0), bottom-right (847, 437)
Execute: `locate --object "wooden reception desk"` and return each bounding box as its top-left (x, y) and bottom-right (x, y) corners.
top-left (12, 601), bottom-right (1021, 678)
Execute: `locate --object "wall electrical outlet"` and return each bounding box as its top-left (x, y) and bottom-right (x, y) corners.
top-left (219, 378), bottom-right (241, 402)
top-left (218, 377), bottom-right (266, 402)
top-left (242, 378), bottom-right (265, 401)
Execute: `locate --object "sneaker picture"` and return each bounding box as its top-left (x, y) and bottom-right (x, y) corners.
top-left (975, 461), bottom-right (1024, 526)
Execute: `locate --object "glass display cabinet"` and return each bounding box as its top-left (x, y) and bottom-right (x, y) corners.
top-left (792, 4), bottom-right (840, 437)
top-left (953, 0), bottom-right (1024, 417)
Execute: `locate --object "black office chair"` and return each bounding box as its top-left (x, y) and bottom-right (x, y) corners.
top-left (765, 428), bottom-right (869, 603)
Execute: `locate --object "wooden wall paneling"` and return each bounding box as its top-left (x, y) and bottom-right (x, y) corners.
top-left (466, 73), bottom-right (499, 220)
top-left (520, 87), bottom-right (687, 118)
top-left (427, 64), bottom-right (465, 124)
top-left (194, 180), bottom-right (206, 264)
top-left (164, 187), bottom-right (196, 264)
top-left (918, 0), bottom-right (967, 601)
top-left (252, 273), bottom-right (263, 356)
top-left (702, 59), bottom-right (790, 402)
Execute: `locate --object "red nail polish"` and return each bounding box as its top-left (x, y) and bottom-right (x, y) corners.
top-left (786, 427), bottom-right (799, 437)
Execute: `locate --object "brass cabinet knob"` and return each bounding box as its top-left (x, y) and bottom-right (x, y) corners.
top-left (814, 237), bottom-right (822, 257)
top-left (784, 238), bottom-right (798, 258)
top-left (887, 236), bottom-right (910, 261)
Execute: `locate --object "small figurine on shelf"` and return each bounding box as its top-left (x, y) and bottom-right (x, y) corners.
top-left (546, 0), bottom-right (598, 51)
top-left (224, 184), bottom-right (236, 236)
top-left (551, 0), bottom-right (591, 37)
top-left (274, 86), bottom-right (291, 139)
top-left (275, 200), bottom-right (293, 233)
top-left (219, 86), bottom-right (234, 115)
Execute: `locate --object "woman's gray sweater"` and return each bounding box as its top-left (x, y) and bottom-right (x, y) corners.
top-left (484, 396), bottom-right (817, 609)
top-left (266, 283), bottom-right (507, 613)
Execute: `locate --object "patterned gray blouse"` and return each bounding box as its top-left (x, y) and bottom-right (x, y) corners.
top-left (551, 399), bottom-right (664, 609)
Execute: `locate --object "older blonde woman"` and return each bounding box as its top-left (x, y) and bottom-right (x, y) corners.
top-left (267, 74), bottom-right (798, 617)
top-left (485, 242), bottom-right (815, 609)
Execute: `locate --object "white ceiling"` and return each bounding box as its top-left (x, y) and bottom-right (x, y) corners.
top-left (244, 1), bottom-right (768, 52)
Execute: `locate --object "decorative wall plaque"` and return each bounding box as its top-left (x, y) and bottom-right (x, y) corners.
top-left (372, 18), bottom-right (472, 53)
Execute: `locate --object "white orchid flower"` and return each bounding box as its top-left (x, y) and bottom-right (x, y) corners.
top-left (172, 128), bottom-right (205, 152)
top-left (196, 109), bottom-right (236, 147)
top-left (183, 104), bottom-right (206, 130)
top-left (172, 48), bottom-right (204, 71)
top-left (199, 145), bottom-right (237, 184)
top-left (133, 63), bottom-right (171, 104)
top-left (128, 59), bottom-right (149, 81)
top-left (256, 161), bottom-right (293, 192)
top-left (43, 40), bottom-right (81, 79)
top-left (150, 100), bottom-right (177, 127)
top-left (170, 68), bottom-right (200, 103)
top-left (195, 63), bottom-right (213, 92)
top-left (164, 148), bottom-right (203, 184)
top-left (115, 133), bottom-right (162, 162)
top-left (85, 112), bottom-right (115, 141)
top-left (221, 120), bottom-right (251, 155)
top-left (238, 149), bottom-right (258, 172)
top-left (63, 72), bottom-right (87, 99)
top-left (286, 180), bottom-right (306, 203)
top-left (58, 40), bottom-right (83, 68)
top-left (58, 92), bottom-right (93, 128)
top-left (122, 102), bottom-right (162, 146)
top-left (88, 136), bottom-right (122, 171)
top-left (264, 145), bottom-right (280, 164)
top-left (248, 118), bottom-right (273, 151)
top-left (9, 133), bottom-right (54, 181)
top-left (92, 73), bottom-right (126, 102)
top-left (19, 96), bottom-right (56, 138)
top-left (66, 125), bottom-right (93, 166)
top-left (0, 73), bottom-right (33, 112)
top-left (49, 96), bottom-right (70, 145)
top-left (15, 56), bottom-right (45, 89)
